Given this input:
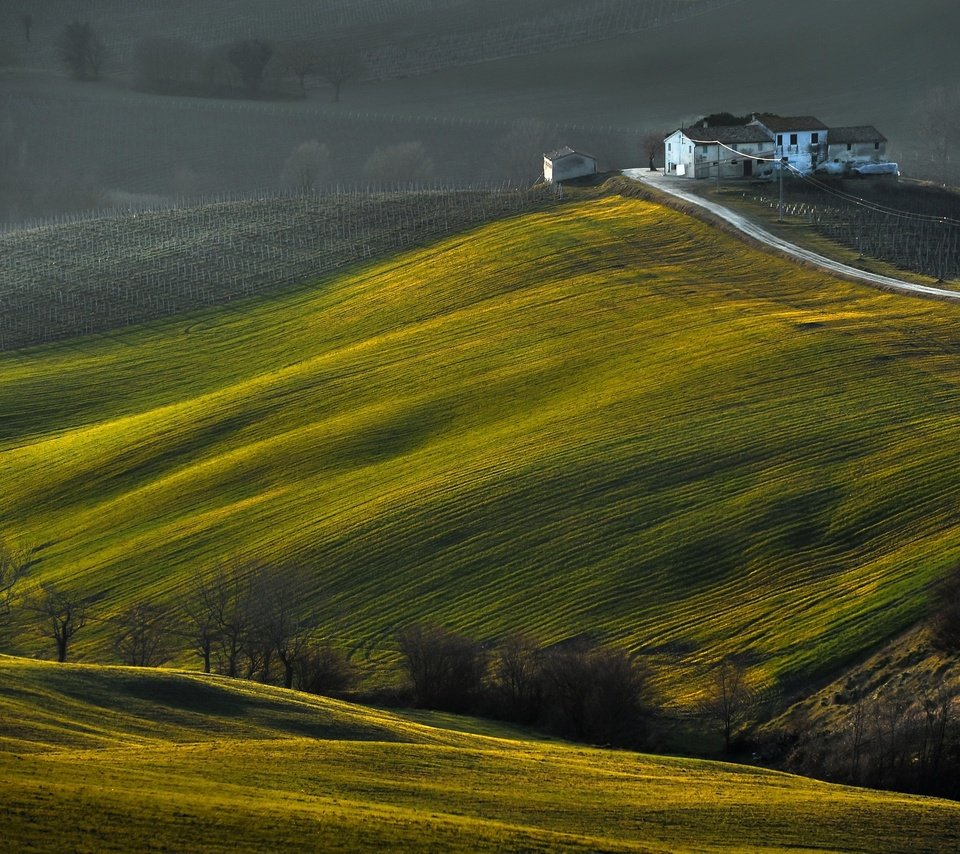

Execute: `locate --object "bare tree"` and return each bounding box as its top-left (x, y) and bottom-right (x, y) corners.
top-left (0, 542), bottom-right (31, 620)
top-left (295, 643), bottom-right (357, 695)
top-left (215, 565), bottom-right (259, 678)
top-left (277, 42), bottom-right (317, 96)
top-left (396, 623), bottom-right (485, 712)
top-left (226, 39), bottom-right (273, 96)
top-left (113, 601), bottom-right (172, 667)
top-left (57, 21), bottom-right (106, 81)
top-left (280, 141), bottom-right (331, 191)
top-left (31, 583), bottom-right (88, 662)
top-left (251, 563), bottom-right (316, 689)
top-left (697, 657), bottom-right (757, 753)
top-left (180, 568), bottom-right (230, 673)
top-left (490, 632), bottom-right (544, 722)
top-left (639, 130), bottom-right (668, 172)
top-left (317, 47), bottom-right (363, 103)
top-left (364, 141), bottom-right (435, 185)
top-left (540, 640), bottom-right (649, 744)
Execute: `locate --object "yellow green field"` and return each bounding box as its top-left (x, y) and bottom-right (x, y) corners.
top-left (3, 192), bottom-right (960, 702)
top-left (1, 655), bottom-right (957, 853)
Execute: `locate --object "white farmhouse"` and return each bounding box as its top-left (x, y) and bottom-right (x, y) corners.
top-left (825, 126), bottom-right (887, 168)
top-left (749, 114), bottom-right (829, 174)
top-left (664, 125), bottom-right (775, 179)
top-left (543, 146), bottom-right (598, 183)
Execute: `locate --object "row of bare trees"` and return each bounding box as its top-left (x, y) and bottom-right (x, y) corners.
top-left (0, 549), bottom-right (356, 696)
top-left (133, 36), bottom-right (362, 101)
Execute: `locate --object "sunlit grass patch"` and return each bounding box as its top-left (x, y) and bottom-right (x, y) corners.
top-left (2, 657), bottom-right (960, 853)
top-left (2, 195), bottom-right (960, 703)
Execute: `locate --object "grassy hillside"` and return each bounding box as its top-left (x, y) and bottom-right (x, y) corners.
top-left (4, 192), bottom-right (960, 703)
top-left (3, 656), bottom-right (959, 852)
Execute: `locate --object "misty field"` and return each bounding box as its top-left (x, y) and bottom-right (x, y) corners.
top-left (3, 193), bottom-right (960, 705)
top-left (3, 656), bottom-right (959, 853)
top-left (3, 0), bottom-right (957, 222)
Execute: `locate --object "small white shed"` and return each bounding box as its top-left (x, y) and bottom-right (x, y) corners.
top-left (543, 146), bottom-right (598, 183)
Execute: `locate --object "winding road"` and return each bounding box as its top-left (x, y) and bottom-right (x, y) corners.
top-left (622, 169), bottom-right (960, 301)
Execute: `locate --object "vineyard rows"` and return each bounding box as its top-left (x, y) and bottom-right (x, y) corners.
top-left (360, 0), bottom-right (742, 81)
top-left (744, 188), bottom-right (960, 283)
top-left (0, 185), bottom-right (556, 351)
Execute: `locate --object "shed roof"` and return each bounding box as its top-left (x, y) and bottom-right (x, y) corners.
top-left (544, 146), bottom-right (596, 162)
top-left (828, 125), bottom-right (887, 144)
top-left (753, 114), bottom-right (828, 132)
top-left (678, 125), bottom-right (774, 145)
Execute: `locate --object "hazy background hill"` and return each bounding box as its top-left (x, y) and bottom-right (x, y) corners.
top-left (2, 0), bottom-right (958, 223)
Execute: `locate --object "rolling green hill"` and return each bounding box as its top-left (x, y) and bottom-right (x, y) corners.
top-left (3, 655), bottom-right (959, 852)
top-left (3, 191), bottom-right (960, 703)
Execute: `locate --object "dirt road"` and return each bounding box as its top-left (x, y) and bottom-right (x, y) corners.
top-left (622, 169), bottom-right (960, 301)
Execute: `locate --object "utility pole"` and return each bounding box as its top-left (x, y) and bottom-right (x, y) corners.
top-left (778, 157), bottom-right (787, 222)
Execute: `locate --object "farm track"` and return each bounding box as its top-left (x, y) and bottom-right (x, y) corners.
top-left (624, 170), bottom-right (960, 300)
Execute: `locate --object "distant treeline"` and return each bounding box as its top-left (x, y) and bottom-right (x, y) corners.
top-left (4, 0), bottom-right (742, 85)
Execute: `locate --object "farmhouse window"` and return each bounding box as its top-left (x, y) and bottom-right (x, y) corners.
top-left (777, 134), bottom-right (783, 146)
top-left (789, 133), bottom-right (798, 145)
top-left (811, 132), bottom-right (819, 144)
top-left (847, 143), bottom-right (852, 151)
top-left (874, 142), bottom-right (880, 149)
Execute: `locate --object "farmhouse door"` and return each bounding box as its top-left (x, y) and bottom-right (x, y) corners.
top-left (743, 160), bottom-right (753, 177)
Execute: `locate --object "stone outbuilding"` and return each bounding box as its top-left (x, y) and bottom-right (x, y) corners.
top-left (543, 147), bottom-right (598, 183)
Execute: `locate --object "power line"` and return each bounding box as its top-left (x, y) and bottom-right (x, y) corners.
top-left (685, 135), bottom-right (960, 227)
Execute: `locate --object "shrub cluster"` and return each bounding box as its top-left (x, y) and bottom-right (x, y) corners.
top-left (396, 625), bottom-right (651, 747)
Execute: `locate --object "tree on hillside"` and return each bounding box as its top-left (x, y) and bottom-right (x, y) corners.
top-left (295, 642), bottom-right (358, 695)
top-left (181, 568), bottom-right (230, 673)
top-left (57, 21), bottom-right (106, 81)
top-left (0, 542), bottom-right (31, 614)
top-left (539, 641), bottom-right (650, 744)
top-left (277, 42), bottom-right (317, 96)
top-left (226, 39), bottom-right (273, 96)
top-left (280, 140), bottom-right (331, 191)
top-left (252, 563), bottom-right (317, 689)
top-left (396, 623), bottom-right (485, 712)
top-left (31, 582), bottom-right (89, 662)
top-left (316, 47), bottom-right (363, 103)
top-left (639, 130), bottom-right (668, 172)
top-left (113, 601), bottom-right (173, 667)
top-left (697, 656), bottom-right (757, 753)
top-left (695, 112), bottom-right (754, 128)
top-left (364, 141), bottom-right (435, 186)
top-left (489, 632), bottom-right (544, 723)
